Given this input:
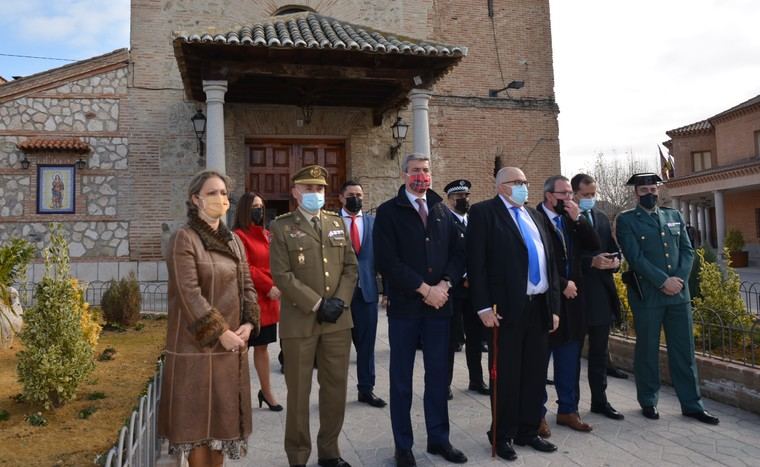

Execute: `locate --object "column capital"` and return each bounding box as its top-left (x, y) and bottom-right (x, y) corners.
top-left (202, 80), bottom-right (228, 104)
top-left (408, 89), bottom-right (432, 108)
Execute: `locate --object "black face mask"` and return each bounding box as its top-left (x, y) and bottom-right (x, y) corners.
top-left (639, 193), bottom-right (658, 210)
top-left (555, 199), bottom-right (567, 215)
top-left (345, 196), bottom-right (362, 214)
top-left (454, 197), bottom-right (470, 214)
top-left (250, 207), bottom-right (264, 225)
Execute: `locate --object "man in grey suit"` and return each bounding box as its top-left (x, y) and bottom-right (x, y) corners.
top-left (339, 180), bottom-right (386, 408)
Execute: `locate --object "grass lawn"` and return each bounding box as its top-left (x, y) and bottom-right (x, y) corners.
top-left (0, 318), bottom-right (166, 467)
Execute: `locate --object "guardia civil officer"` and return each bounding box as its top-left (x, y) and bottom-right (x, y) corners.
top-left (269, 165), bottom-right (359, 467)
top-left (615, 173), bottom-right (718, 425)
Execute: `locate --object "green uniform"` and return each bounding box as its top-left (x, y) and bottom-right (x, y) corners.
top-left (270, 208), bottom-right (358, 465)
top-left (616, 205), bottom-right (703, 413)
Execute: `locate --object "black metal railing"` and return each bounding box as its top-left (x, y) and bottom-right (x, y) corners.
top-left (740, 281), bottom-right (760, 316)
top-left (14, 281), bottom-right (168, 314)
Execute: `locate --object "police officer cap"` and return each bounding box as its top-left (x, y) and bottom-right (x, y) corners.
top-left (626, 172), bottom-right (662, 186)
top-left (444, 179), bottom-right (472, 195)
top-left (292, 165), bottom-right (328, 186)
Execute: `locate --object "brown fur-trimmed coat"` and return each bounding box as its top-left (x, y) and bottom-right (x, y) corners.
top-left (158, 214), bottom-right (260, 450)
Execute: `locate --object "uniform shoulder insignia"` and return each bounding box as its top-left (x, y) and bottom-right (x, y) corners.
top-left (619, 208), bottom-right (636, 216)
top-left (323, 210), bottom-right (339, 217)
top-left (275, 212), bottom-right (293, 220)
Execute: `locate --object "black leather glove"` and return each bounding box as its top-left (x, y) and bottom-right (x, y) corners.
top-left (317, 297), bottom-right (345, 324)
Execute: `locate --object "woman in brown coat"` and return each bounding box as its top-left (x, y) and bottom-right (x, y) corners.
top-left (159, 170), bottom-right (260, 467)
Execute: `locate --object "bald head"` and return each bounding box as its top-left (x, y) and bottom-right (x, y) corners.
top-left (495, 167), bottom-right (525, 188)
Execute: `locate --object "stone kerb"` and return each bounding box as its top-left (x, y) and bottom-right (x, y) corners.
top-left (608, 335), bottom-right (760, 415)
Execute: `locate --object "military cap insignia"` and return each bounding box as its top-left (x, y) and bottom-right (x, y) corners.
top-left (310, 166), bottom-right (321, 178)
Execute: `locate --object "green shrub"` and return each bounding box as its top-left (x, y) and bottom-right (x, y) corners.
top-left (0, 409), bottom-right (9, 421)
top-left (78, 406), bottom-right (98, 419)
top-left (16, 225), bottom-right (101, 409)
top-left (25, 412), bottom-right (47, 426)
top-left (689, 247), bottom-right (717, 300)
top-left (724, 229), bottom-right (745, 253)
top-left (692, 248), bottom-right (753, 349)
top-left (101, 273), bottom-right (141, 327)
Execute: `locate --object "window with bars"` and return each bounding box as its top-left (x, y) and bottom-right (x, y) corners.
top-left (692, 151), bottom-right (712, 172)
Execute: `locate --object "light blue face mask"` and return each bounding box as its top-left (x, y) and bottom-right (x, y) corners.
top-left (579, 198), bottom-right (596, 211)
top-left (510, 184), bottom-right (529, 205)
top-left (301, 192), bottom-right (325, 212)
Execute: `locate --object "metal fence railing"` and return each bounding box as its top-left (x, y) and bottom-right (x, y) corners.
top-left (102, 359), bottom-right (164, 467)
top-left (611, 305), bottom-right (760, 368)
top-left (14, 281), bottom-right (168, 314)
top-left (740, 281), bottom-right (760, 316)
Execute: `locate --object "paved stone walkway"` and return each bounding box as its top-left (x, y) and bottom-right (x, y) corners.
top-left (227, 310), bottom-right (760, 467)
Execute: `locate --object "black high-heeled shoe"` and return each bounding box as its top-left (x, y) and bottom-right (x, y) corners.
top-left (258, 389), bottom-right (283, 412)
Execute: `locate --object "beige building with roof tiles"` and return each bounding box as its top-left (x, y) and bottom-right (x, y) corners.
top-left (1, 0), bottom-right (561, 282)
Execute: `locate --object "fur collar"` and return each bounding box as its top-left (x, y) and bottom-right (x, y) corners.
top-left (187, 212), bottom-right (237, 259)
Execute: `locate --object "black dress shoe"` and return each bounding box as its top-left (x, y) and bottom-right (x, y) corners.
top-left (394, 448), bottom-right (416, 467)
top-left (495, 440), bottom-right (517, 461)
top-left (607, 366), bottom-right (629, 379)
top-left (590, 402), bottom-right (625, 420)
top-left (318, 457), bottom-right (351, 467)
top-left (468, 381), bottom-right (490, 395)
top-left (684, 410), bottom-right (720, 425)
top-left (358, 391), bottom-right (387, 408)
top-left (514, 436), bottom-right (557, 453)
top-left (641, 406), bottom-right (659, 420)
top-left (426, 443), bottom-right (467, 463)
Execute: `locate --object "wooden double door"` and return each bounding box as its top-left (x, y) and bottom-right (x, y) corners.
top-left (246, 139), bottom-right (346, 218)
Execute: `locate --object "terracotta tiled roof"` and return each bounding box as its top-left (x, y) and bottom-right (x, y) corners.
top-left (17, 138), bottom-right (91, 154)
top-left (174, 13), bottom-right (468, 57)
top-left (710, 93), bottom-right (760, 122)
top-left (665, 120), bottom-right (712, 137)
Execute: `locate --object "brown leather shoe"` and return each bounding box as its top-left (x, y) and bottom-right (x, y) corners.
top-left (556, 412), bottom-right (593, 432)
top-left (538, 417), bottom-right (551, 438)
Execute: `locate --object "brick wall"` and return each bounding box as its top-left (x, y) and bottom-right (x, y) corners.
top-left (725, 189), bottom-right (760, 246)
top-left (714, 111), bottom-right (760, 165)
top-left (127, 0), bottom-right (560, 260)
top-left (669, 132), bottom-right (716, 177)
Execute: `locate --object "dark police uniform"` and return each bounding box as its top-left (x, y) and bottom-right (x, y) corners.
top-left (270, 165), bottom-right (358, 466)
top-left (615, 174), bottom-right (703, 415)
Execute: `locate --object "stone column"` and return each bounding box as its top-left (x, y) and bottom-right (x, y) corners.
top-left (714, 190), bottom-right (726, 253)
top-left (202, 80), bottom-right (228, 173)
top-left (671, 196), bottom-right (680, 211)
top-left (705, 205), bottom-right (713, 248)
top-left (698, 205), bottom-right (707, 246)
top-left (409, 89), bottom-right (432, 157)
top-left (689, 202), bottom-right (698, 231)
top-left (682, 201), bottom-right (690, 225)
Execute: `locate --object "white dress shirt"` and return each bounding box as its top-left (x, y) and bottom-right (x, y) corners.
top-left (405, 189), bottom-right (427, 212)
top-left (500, 195), bottom-right (548, 295)
top-left (340, 208), bottom-right (364, 246)
top-left (448, 208), bottom-right (468, 226)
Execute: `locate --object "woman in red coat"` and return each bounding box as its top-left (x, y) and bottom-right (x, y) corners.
top-left (233, 192), bottom-right (283, 411)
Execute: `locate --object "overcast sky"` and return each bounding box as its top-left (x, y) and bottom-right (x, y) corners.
top-left (1, 0), bottom-right (759, 176)
top-left (550, 0), bottom-right (760, 174)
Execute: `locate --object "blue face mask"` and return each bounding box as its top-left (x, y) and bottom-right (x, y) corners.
top-left (300, 192), bottom-right (325, 213)
top-left (509, 184), bottom-right (529, 205)
top-left (579, 198), bottom-right (596, 211)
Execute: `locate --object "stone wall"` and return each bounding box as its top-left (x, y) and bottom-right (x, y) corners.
top-left (0, 175), bottom-right (30, 217)
top-left (0, 221), bottom-right (129, 258)
top-left (0, 63), bottom-right (130, 260)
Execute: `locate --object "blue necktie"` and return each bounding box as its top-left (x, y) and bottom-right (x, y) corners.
top-left (512, 207), bottom-right (541, 286)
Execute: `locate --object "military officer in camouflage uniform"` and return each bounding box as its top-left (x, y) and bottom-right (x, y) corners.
top-left (615, 173), bottom-right (718, 425)
top-left (270, 165), bottom-right (358, 467)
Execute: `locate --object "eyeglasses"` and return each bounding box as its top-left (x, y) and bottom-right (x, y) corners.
top-left (502, 180), bottom-right (529, 187)
top-left (551, 191), bottom-right (574, 197)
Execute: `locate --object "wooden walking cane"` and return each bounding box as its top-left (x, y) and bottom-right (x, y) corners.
top-left (490, 304), bottom-right (498, 458)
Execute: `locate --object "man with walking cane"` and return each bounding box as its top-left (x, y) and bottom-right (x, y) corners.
top-left (467, 167), bottom-right (560, 461)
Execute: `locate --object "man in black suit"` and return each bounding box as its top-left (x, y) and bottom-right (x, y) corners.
top-left (467, 167), bottom-right (560, 462)
top-left (374, 153), bottom-right (468, 467)
top-left (443, 179), bottom-right (489, 401)
top-left (571, 173), bottom-right (625, 420)
top-left (536, 175), bottom-right (600, 435)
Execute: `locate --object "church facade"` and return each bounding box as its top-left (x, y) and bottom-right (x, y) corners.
top-left (0, 0), bottom-right (560, 282)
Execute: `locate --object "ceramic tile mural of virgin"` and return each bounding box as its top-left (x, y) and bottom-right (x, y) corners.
top-left (37, 165), bottom-right (76, 214)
